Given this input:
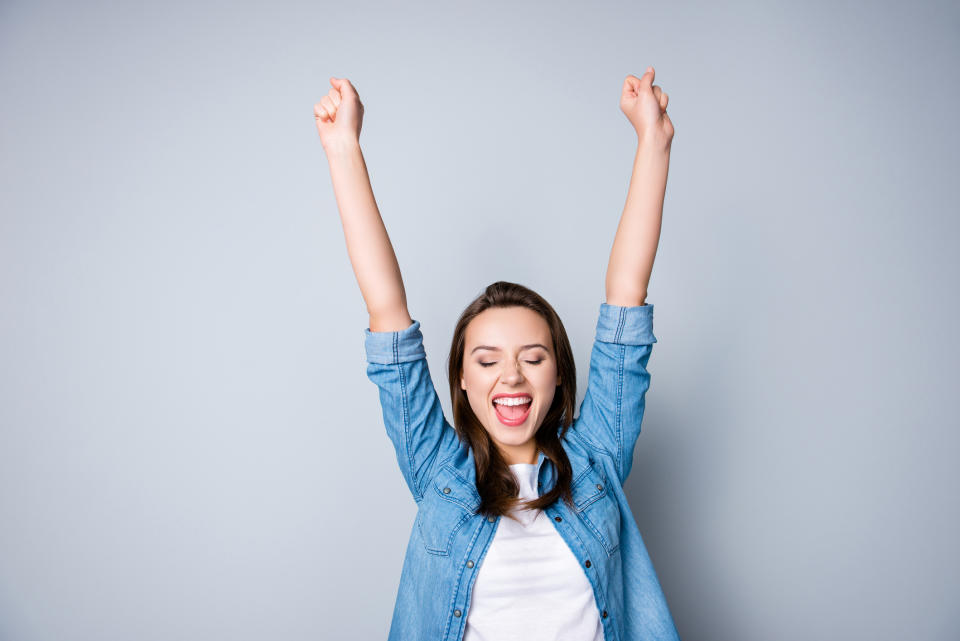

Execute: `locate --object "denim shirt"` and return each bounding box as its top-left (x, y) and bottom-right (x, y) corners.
top-left (364, 303), bottom-right (681, 641)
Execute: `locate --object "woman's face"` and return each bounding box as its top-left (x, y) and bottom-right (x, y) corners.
top-left (460, 306), bottom-right (560, 464)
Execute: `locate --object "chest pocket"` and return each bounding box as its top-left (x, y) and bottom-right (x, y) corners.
top-left (571, 461), bottom-right (621, 556)
top-left (416, 464), bottom-right (479, 556)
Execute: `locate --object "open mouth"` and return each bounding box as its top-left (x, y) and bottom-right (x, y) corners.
top-left (492, 396), bottom-right (532, 426)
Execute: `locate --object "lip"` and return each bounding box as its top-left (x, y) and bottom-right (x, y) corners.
top-left (492, 392), bottom-right (533, 400)
top-left (492, 392), bottom-right (533, 427)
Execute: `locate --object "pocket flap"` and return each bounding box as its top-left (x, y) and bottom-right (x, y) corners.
top-left (432, 464), bottom-right (480, 512)
top-left (571, 463), bottom-right (609, 512)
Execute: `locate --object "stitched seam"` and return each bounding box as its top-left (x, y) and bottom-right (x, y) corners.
top-left (396, 332), bottom-right (421, 501)
top-left (433, 474), bottom-right (477, 512)
top-left (448, 514), bottom-right (496, 639)
top-left (579, 508), bottom-right (619, 556)
top-left (568, 425), bottom-right (612, 459)
top-left (572, 463), bottom-right (607, 510)
top-left (443, 465), bottom-right (481, 509)
top-left (576, 466), bottom-right (620, 556)
top-left (572, 465), bottom-right (593, 487)
top-left (421, 503), bottom-right (471, 555)
top-left (437, 452), bottom-right (457, 471)
top-left (615, 308), bottom-right (626, 481)
top-left (552, 508), bottom-right (601, 602)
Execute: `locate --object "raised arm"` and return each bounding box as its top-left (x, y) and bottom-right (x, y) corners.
top-left (314, 77), bottom-right (412, 332)
top-left (315, 78), bottom-right (461, 499)
top-left (573, 68), bottom-right (674, 485)
top-left (606, 67), bottom-right (673, 306)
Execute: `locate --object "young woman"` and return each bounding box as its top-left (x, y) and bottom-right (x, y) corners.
top-left (315, 68), bottom-right (678, 641)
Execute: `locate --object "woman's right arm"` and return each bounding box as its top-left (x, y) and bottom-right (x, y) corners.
top-left (315, 77), bottom-right (411, 332)
top-left (315, 78), bottom-right (461, 499)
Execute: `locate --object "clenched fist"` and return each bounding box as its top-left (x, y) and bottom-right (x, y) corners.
top-left (314, 77), bottom-right (364, 150)
top-left (620, 67), bottom-right (673, 147)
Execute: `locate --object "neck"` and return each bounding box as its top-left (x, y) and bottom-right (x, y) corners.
top-left (500, 444), bottom-right (539, 465)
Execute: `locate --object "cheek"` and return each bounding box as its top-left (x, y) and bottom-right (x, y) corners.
top-left (536, 364), bottom-right (559, 387)
top-left (465, 366), bottom-right (498, 386)
top-left (462, 373), bottom-right (491, 408)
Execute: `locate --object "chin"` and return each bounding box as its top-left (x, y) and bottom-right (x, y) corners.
top-left (495, 433), bottom-right (528, 446)
top-left (490, 424), bottom-right (535, 445)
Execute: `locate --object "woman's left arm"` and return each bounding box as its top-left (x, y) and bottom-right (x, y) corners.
top-left (606, 67), bottom-right (674, 306)
top-left (571, 69), bottom-right (675, 483)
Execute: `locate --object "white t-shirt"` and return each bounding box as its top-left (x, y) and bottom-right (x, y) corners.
top-left (462, 462), bottom-right (605, 641)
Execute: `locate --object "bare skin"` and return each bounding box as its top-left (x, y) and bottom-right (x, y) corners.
top-left (315, 69), bottom-right (673, 462)
top-left (608, 67), bottom-right (674, 306)
top-left (459, 306), bottom-right (562, 464)
top-left (314, 78), bottom-right (410, 332)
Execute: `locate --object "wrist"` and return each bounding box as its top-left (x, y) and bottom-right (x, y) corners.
top-left (634, 128), bottom-right (672, 153)
top-left (634, 137), bottom-right (671, 160)
top-left (323, 136), bottom-right (362, 157)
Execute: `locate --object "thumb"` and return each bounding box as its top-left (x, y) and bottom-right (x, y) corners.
top-left (639, 66), bottom-right (655, 88)
top-left (330, 76), bottom-right (357, 96)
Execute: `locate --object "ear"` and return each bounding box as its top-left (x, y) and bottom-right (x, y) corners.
top-left (461, 378), bottom-right (466, 390)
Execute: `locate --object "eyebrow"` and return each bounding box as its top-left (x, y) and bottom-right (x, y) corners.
top-left (470, 343), bottom-right (550, 355)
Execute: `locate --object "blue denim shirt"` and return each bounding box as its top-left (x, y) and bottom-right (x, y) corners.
top-left (364, 303), bottom-right (680, 641)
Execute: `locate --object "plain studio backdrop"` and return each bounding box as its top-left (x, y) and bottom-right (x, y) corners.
top-left (1, 0), bottom-right (958, 639)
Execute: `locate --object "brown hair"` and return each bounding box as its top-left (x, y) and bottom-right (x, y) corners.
top-left (447, 281), bottom-right (577, 520)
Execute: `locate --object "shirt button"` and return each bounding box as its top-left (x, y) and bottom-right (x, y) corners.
top-left (584, 559), bottom-right (592, 568)
top-left (487, 516), bottom-right (496, 522)
top-left (466, 560), bottom-right (474, 568)
top-left (454, 609), bottom-right (462, 617)
top-left (596, 483), bottom-right (603, 491)
top-left (443, 487), bottom-right (451, 494)
top-left (602, 610), bottom-right (608, 618)
top-left (554, 516), bottom-right (562, 522)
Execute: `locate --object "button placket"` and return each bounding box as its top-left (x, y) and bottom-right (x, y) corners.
top-left (548, 507), bottom-right (604, 626)
top-left (455, 509), bottom-right (501, 631)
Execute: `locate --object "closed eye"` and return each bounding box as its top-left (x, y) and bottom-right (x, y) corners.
top-left (479, 360), bottom-right (543, 367)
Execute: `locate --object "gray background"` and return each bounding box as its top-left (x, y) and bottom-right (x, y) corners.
top-left (1, 0), bottom-right (958, 639)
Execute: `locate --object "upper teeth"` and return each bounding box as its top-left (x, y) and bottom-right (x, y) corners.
top-left (494, 397), bottom-right (531, 406)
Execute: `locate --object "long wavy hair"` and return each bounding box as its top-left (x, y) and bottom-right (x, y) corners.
top-left (447, 281), bottom-right (577, 519)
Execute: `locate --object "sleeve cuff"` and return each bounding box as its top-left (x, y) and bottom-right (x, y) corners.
top-left (595, 303), bottom-right (658, 346)
top-left (364, 319), bottom-right (427, 364)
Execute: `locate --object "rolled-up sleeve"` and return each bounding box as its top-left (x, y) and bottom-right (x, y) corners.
top-left (364, 320), bottom-right (461, 501)
top-left (364, 319), bottom-right (428, 365)
top-left (574, 303), bottom-right (657, 485)
top-left (595, 302), bottom-right (658, 346)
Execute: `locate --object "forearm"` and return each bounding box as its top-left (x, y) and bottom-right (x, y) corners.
top-left (605, 141), bottom-right (670, 307)
top-left (325, 139), bottom-right (411, 330)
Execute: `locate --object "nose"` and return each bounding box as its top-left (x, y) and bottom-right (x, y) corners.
top-left (501, 359), bottom-right (525, 384)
